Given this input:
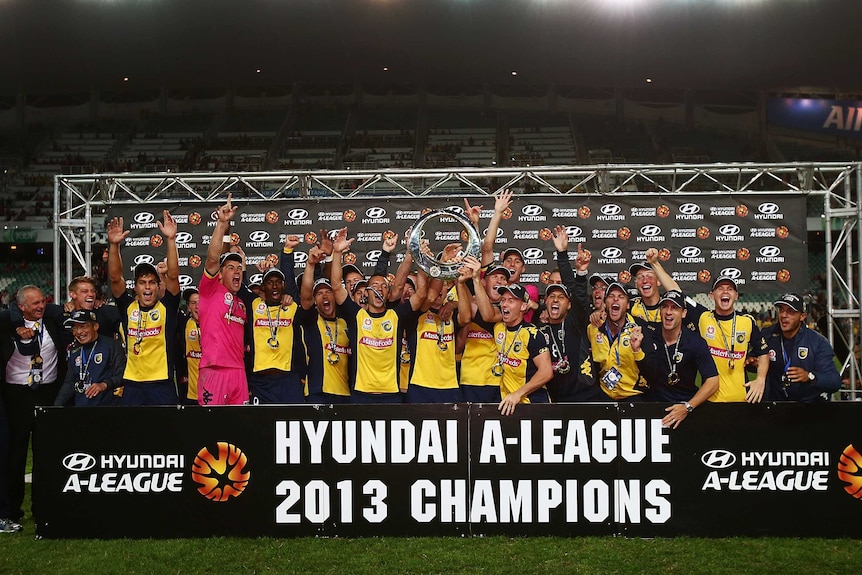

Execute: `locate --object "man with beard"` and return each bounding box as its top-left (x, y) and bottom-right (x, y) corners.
top-left (198, 193), bottom-right (248, 406)
top-left (635, 290), bottom-right (719, 428)
top-left (456, 259), bottom-right (511, 402)
top-left (107, 210), bottom-right (180, 405)
top-left (331, 228), bottom-right (428, 403)
top-left (763, 293), bottom-right (841, 403)
top-left (587, 282), bottom-right (650, 401)
top-left (54, 310), bottom-right (125, 407)
top-left (542, 225), bottom-right (604, 402)
top-left (299, 246), bottom-right (351, 403)
top-left (644, 249), bottom-right (769, 404)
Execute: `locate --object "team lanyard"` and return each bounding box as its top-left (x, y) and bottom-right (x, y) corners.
top-left (712, 311), bottom-right (737, 369)
top-left (547, 322), bottom-right (570, 374)
top-left (492, 325), bottom-right (522, 377)
top-left (664, 331), bottom-right (682, 386)
top-left (265, 304), bottom-right (282, 349)
top-left (322, 317), bottom-right (340, 365)
top-left (637, 300), bottom-right (660, 323)
top-left (74, 343), bottom-right (97, 393)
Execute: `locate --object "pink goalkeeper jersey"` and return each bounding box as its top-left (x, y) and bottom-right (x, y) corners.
top-left (198, 271), bottom-right (247, 369)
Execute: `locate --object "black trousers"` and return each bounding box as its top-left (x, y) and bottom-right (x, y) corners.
top-left (1, 382), bottom-right (58, 521)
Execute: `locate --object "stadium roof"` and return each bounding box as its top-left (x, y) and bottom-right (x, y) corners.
top-left (2, 0), bottom-right (861, 95)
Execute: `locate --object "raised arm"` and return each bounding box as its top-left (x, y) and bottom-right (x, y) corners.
top-left (330, 228), bottom-right (354, 305)
top-left (106, 216), bottom-right (130, 299)
top-left (645, 247), bottom-right (680, 292)
top-left (482, 189), bottom-right (512, 267)
top-left (300, 246), bottom-right (325, 310)
top-left (159, 210), bottom-right (180, 296)
top-left (206, 193), bottom-right (237, 277)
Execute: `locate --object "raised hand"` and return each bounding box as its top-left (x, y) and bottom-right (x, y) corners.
top-left (106, 217), bottom-right (129, 245)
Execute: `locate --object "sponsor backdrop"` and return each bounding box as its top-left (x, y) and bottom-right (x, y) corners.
top-left (108, 194), bottom-right (806, 294)
top-left (34, 403), bottom-right (862, 538)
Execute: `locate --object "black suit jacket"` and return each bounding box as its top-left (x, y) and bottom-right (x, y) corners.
top-left (0, 304), bottom-right (68, 385)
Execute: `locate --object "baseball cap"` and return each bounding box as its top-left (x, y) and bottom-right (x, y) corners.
top-left (628, 262), bottom-right (652, 276)
top-left (352, 279), bottom-right (368, 294)
top-left (64, 309), bottom-right (98, 327)
top-left (500, 248), bottom-right (525, 263)
top-left (626, 285), bottom-right (641, 299)
top-left (774, 293), bottom-right (805, 312)
top-left (588, 273), bottom-right (614, 288)
top-left (604, 281), bottom-right (630, 299)
top-left (134, 262), bottom-right (160, 283)
top-left (313, 277), bottom-right (333, 293)
top-left (544, 283), bottom-right (570, 299)
top-left (342, 264), bottom-right (364, 278)
top-left (405, 276), bottom-right (417, 290)
top-left (711, 275), bottom-right (738, 291)
top-left (485, 265), bottom-right (512, 280)
top-left (219, 252), bottom-right (242, 267)
top-left (262, 268), bottom-right (285, 283)
top-left (659, 289), bottom-right (685, 308)
top-left (496, 283), bottom-right (529, 302)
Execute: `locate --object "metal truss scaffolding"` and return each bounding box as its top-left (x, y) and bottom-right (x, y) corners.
top-left (55, 162), bottom-right (862, 400)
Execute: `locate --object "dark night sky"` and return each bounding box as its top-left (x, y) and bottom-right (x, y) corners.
top-left (1, 0), bottom-right (860, 95)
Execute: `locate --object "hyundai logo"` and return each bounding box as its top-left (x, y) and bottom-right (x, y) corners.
top-left (175, 232), bottom-right (194, 244)
top-left (133, 254), bottom-right (155, 265)
top-left (288, 208), bottom-right (309, 220)
top-left (249, 273), bottom-right (264, 285)
top-left (446, 206), bottom-right (465, 216)
top-left (680, 246), bottom-right (701, 258)
top-left (366, 207), bottom-right (387, 219)
top-left (679, 203), bottom-right (700, 215)
top-left (134, 212), bottom-right (154, 224)
top-left (719, 224), bottom-right (741, 236)
top-left (482, 227), bottom-right (504, 238)
top-left (522, 204), bottom-right (543, 216)
top-left (758, 202), bottom-right (780, 215)
top-left (366, 250), bottom-right (383, 262)
top-left (719, 267), bottom-right (742, 279)
top-left (293, 252), bottom-right (308, 264)
top-left (210, 211), bottom-right (219, 221)
top-left (600, 204), bottom-right (622, 216)
top-left (565, 226), bottom-right (583, 238)
top-left (63, 452), bottom-right (96, 472)
top-left (759, 246), bottom-right (781, 258)
top-left (523, 248), bottom-right (544, 259)
top-left (179, 275), bottom-right (194, 288)
top-left (701, 449), bottom-right (737, 469)
top-left (601, 247), bottom-right (623, 259)
top-left (248, 231), bottom-right (270, 242)
top-left (640, 225), bottom-right (662, 237)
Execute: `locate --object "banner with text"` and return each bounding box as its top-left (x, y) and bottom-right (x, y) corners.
top-left (33, 403), bottom-right (862, 538)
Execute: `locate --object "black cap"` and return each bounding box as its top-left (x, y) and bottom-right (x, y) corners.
top-left (626, 285), bottom-right (641, 299)
top-left (711, 275), bottom-right (738, 291)
top-left (262, 268), bottom-right (285, 283)
top-left (134, 262), bottom-right (160, 283)
top-left (405, 276), bottom-right (417, 290)
top-left (313, 277), bottom-right (333, 293)
top-left (774, 293), bottom-right (805, 312)
top-left (659, 289), bottom-right (685, 308)
top-left (485, 265), bottom-right (512, 280)
top-left (352, 279), bottom-right (368, 294)
top-left (342, 264), bottom-right (364, 278)
top-left (496, 283), bottom-right (529, 302)
top-left (64, 309), bottom-right (98, 327)
top-left (604, 282), bottom-right (629, 299)
top-left (219, 252), bottom-right (242, 267)
top-left (628, 261), bottom-right (652, 276)
top-left (588, 273), bottom-right (614, 288)
top-left (544, 283), bottom-right (570, 299)
top-left (182, 287), bottom-right (199, 302)
top-left (500, 248), bottom-right (525, 263)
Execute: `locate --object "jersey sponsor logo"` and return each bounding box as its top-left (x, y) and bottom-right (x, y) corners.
top-left (358, 336), bottom-right (394, 348)
top-left (466, 329), bottom-right (493, 340)
top-left (188, 350), bottom-right (203, 359)
top-left (224, 293), bottom-right (234, 304)
top-left (362, 318), bottom-right (373, 330)
top-left (324, 343), bottom-right (352, 355)
top-left (253, 318), bottom-right (293, 328)
top-left (127, 326), bottom-right (163, 338)
top-left (502, 356), bottom-right (522, 368)
top-left (708, 346), bottom-right (746, 360)
top-left (421, 331), bottom-right (454, 342)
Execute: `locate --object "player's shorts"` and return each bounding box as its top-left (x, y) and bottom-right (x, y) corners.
top-left (120, 380), bottom-right (178, 406)
top-left (198, 366), bottom-right (248, 406)
top-left (351, 390), bottom-right (403, 404)
top-left (405, 383), bottom-right (463, 404)
top-left (460, 384), bottom-right (502, 404)
top-left (525, 387), bottom-right (550, 404)
top-left (248, 371), bottom-right (305, 404)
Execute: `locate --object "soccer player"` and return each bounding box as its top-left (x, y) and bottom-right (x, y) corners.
top-left (763, 293), bottom-right (841, 403)
top-left (331, 228), bottom-right (427, 403)
top-left (628, 261), bottom-right (662, 324)
top-left (54, 310), bottom-right (125, 407)
top-left (176, 288), bottom-right (201, 406)
top-left (197, 193), bottom-right (248, 405)
top-left (107, 211), bottom-right (180, 405)
top-left (635, 290), bottom-right (719, 428)
top-left (61, 276), bottom-right (122, 345)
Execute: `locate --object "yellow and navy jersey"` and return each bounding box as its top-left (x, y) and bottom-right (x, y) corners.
top-left (694, 308), bottom-right (767, 403)
top-left (630, 299), bottom-right (662, 325)
top-left (407, 308), bottom-right (459, 390)
top-left (459, 320), bottom-right (500, 389)
top-left (247, 297), bottom-right (307, 375)
top-left (492, 320), bottom-right (548, 403)
top-left (341, 298), bottom-right (420, 394)
top-left (586, 313), bottom-right (648, 400)
top-left (183, 316), bottom-right (202, 401)
top-left (117, 291), bottom-right (179, 383)
top-left (298, 309), bottom-right (351, 397)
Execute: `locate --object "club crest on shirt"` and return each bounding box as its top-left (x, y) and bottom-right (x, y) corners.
top-left (496, 332), bottom-right (506, 344)
top-left (513, 341), bottom-right (522, 353)
top-left (362, 318), bottom-right (373, 331)
top-left (381, 320), bottom-right (393, 332)
top-left (94, 353), bottom-right (103, 364)
top-left (224, 293), bottom-right (234, 305)
top-left (595, 333), bottom-right (604, 344)
top-left (190, 329), bottom-right (198, 340)
top-left (735, 332), bottom-right (746, 344)
top-left (256, 302), bottom-right (267, 314)
top-left (798, 347), bottom-right (809, 359)
top-left (149, 310), bottom-right (160, 322)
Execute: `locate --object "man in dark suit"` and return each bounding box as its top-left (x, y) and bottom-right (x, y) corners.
top-left (0, 285), bottom-right (67, 524)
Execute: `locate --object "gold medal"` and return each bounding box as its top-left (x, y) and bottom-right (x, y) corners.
top-left (437, 341), bottom-right (449, 351)
top-left (132, 343), bottom-right (141, 355)
top-left (267, 337), bottom-right (280, 349)
top-left (491, 363), bottom-right (505, 377)
top-left (327, 351), bottom-right (340, 365)
top-left (400, 349), bottom-right (411, 364)
top-left (668, 372), bottom-right (680, 386)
